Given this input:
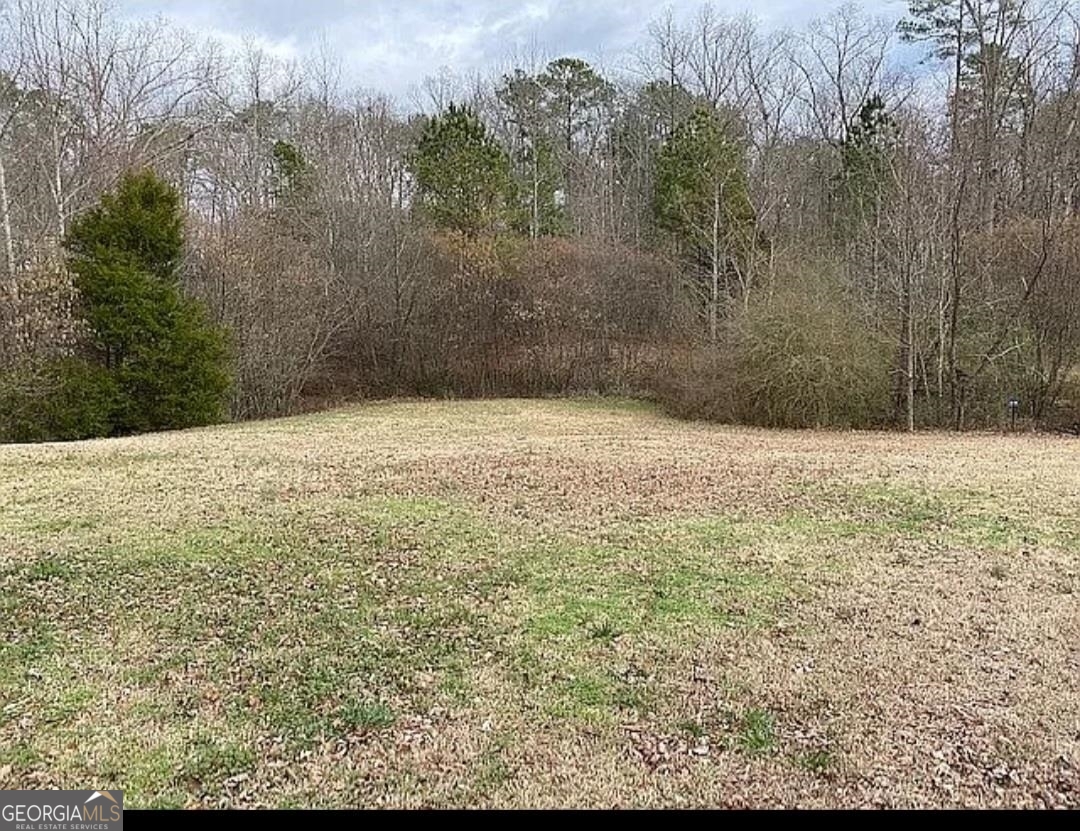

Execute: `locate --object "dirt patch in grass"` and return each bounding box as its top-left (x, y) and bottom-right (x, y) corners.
top-left (0, 399), bottom-right (1077, 807)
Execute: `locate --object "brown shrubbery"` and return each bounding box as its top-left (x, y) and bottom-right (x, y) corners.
top-left (186, 218), bottom-right (346, 420)
top-left (228, 224), bottom-right (1076, 433)
top-left (654, 271), bottom-right (893, 429)
top-left (313, 234), bottom-right (693, 403)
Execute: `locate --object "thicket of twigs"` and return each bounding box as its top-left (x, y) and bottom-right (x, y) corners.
top-left (3, 1), bottom-right (1080, 435)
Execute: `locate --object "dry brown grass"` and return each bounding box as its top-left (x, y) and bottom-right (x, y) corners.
top-left (0, 398), bottom-right (1077, 807)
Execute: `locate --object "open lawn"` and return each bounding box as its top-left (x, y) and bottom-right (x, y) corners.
top-left (0, 399), bottom-right (1077, 808)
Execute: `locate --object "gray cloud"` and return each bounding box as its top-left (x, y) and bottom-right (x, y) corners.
top-left (120, 0), bottom-right (904, 100)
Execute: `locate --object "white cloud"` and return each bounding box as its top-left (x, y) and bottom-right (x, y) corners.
top-left (119, 0), bottom-right (905, 100)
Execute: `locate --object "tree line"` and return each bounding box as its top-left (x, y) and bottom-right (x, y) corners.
top-left (3, 0), bottom-right (1080, 441)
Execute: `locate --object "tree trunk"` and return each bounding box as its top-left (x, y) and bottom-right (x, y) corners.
top-left (52, 121), bottom-right (65, 241)
top-left (710, 181), bottom-right (720, 343)
top-left (947, 3), bottom-right (965, 431)
top-left (904, 264), bottom-right (915, 433)
top-left (531, 143), bottom-right (540, 239)
top-left (0, 147), bottom-right (16, 294)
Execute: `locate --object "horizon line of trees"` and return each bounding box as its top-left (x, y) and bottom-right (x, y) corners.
top-left (3, 0), bottom-right (1080, 441)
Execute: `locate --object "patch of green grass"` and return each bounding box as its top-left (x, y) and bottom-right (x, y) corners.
top-left (738, 708), bottom-right (776, 754)
top-left (587, 620), bottom-right (620, 643)
top-left (356, 494), bottom-right (459, 524)
top-left (25, 515), bottom-right (102, 536)
top-left (139, 794), bottom-right (188, 810)
top-left (337, 701), bottom-right (395, 732)
top-left (182, 737), bottom-right (256, 787)
top-left (253, 657), bottom-right (397, 748)
top-left (42, 685), bottom-right (96, 725)
top-left (122, 652), bottom-right (192, 686)
top-left (796, 747), bottom-right (837, 775)
top-left (832, 482), bottom-right (1055, 549)
top-left (112, 745), bottom-right (187, 808)
top-left (0, 741), bottom-right (41, 768)
top-left (26, 558), bottom-right (73, 582)
top-left (115, 526), bottom-right (286, 566)
top-left (770, 513), bottom-right (866, 541)
top-left (436, 659), bottom-right (473, 706)
top-left (676, 719), bottom-right (707, 740)
top-left (0, 622), bottom-right (57, 679)
top-left (523, 537), bottom-right (783, 640)
top-left (562, 674), bottom-right (612, 709)
top-left (258, 699), bottom-right (331, 748)
top-left (527, 593), bottom-right (636, 638)
top-left (124, 699), bottom-right (176, 721)
top-left (546, 667), bottom-right (650, 723)
top-left (474, 734), bottom-right (514, 792)
top-left (561, 396), bottom-right (660, 414)
top-left (953, 512), bottom-right (1030, 550)
top-left (618, 516), bottom-right (744, 552)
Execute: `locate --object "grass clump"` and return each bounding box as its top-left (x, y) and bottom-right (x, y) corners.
top-left (738, 708), bottom-right (776, 754)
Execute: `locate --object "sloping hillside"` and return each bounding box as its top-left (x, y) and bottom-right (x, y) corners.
top-left (0, 400), bottom-right (1077, 807)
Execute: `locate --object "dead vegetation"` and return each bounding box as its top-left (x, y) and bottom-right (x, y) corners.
top-left (0, 399), bottom-right (1077, 807)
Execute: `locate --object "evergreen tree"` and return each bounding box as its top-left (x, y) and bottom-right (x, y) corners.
top-left (899, 0), bottom-right (972, 59)
top-left (271, 140), bottom-right (312, 201)
top-left (65, 170), bottom-right (232, 435)
top-left (612, 81), bottom-right (701, 244)
top-left (537, 58), bottom-right (615, 157)
top-left (512, 136), bottom-right (566, 238)
top-left (901, 1), bottom-right (1029, 115)
top-left (65, 170), bottom-right (184, 284)
top-left (496, 70), bottom-right (568, 238)
top-left (536, 58), bottom-right (614, 227)
top-left (834, 94), bottom-right (898, 238)
top-left (408, 104), bottom-right (515, 236)
top-left (655, 107), bottom-right (756, 340)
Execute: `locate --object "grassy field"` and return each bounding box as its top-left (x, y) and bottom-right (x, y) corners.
top-left (0, 399), bottom-right (1077, 808)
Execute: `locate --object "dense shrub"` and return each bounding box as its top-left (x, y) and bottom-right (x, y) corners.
top-left (650, 344), bottom-right (739, 423)
top-left (1, 170), bottom-right (232, 444)
top-left (0, 358), bottom-right (118, 443)
top-left (317, 234), bottom-right (690, 402)
top-left (729, 282), bottom-right (892, 428)
top-left (65, 171), bottom-right (232, 436)
top-left (656, 273), bottom-right (892, 429)
top-left (109, 295), bottom-right (232, 433)
top-left (1053, 371), bottom-right (1080, 432)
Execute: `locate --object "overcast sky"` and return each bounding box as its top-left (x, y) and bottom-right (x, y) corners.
top-left (120, 1), bottom-right (908, 100)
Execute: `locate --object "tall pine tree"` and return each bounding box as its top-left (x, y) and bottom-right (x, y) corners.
top-left (655, 107), bottom-right (756, 340)
top-left (408, 104), bottom-right (516, 236)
